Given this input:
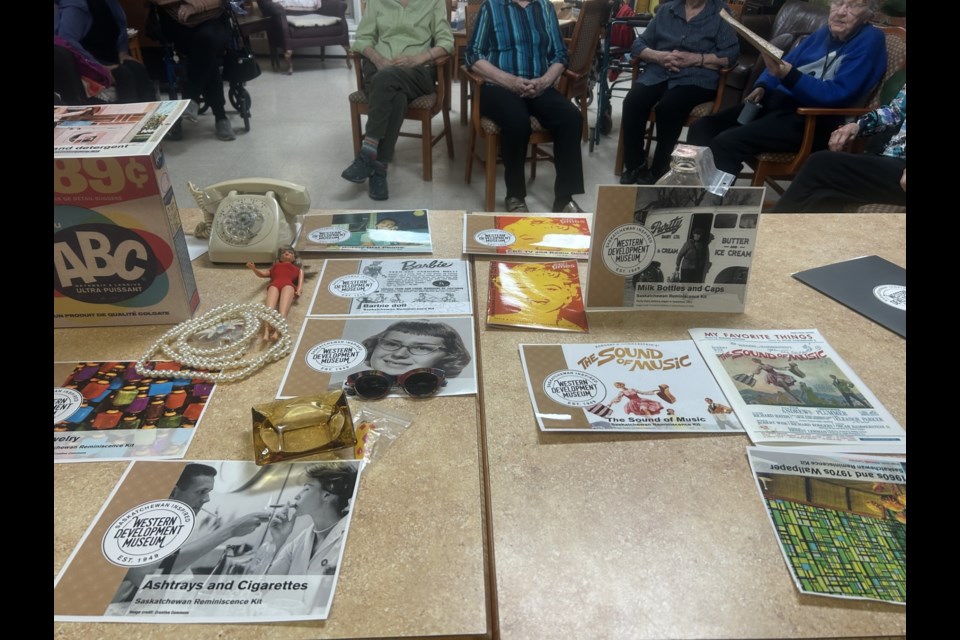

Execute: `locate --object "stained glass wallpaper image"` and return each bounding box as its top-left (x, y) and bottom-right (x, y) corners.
top-left (755, 473), bottom-right (905, 604)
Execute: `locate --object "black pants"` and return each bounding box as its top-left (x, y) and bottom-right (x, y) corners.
top-left (161, 13), bottom-right (230, 118)
top-left (479, 83), bottom-right (584, 201)
top-left (361, 60), bottom-right (437, 164)
top-left (621, 82), bottom-right (715, 178)
top-left (687, 98), bottom-right (833, 175)
top-left (111, 60), bottom-right (158, 103)
top-left (772, 150), bottom-right (906, 212)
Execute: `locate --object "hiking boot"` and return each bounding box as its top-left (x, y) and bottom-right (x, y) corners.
top-left (341, 154), bottom-right (375, 183)
top-left (368, 165), bottom-right (389, 201)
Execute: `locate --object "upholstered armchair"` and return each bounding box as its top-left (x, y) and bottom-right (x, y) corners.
top-left (257, 0), bottom-right (351, 73)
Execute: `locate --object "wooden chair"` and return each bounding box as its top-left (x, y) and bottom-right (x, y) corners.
top-left (747, 26), bottom-right (906, 195)
top-left (459, 1), bottom-right (483, 126)
top-left (613, 59), bottom-right (731, 176)
top-left (347, 52), bottom-right (454, 182)
top-left (463, 0), bottom-right (608, 211)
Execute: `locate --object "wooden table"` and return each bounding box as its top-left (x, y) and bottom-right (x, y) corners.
top-left (54, 209), bottom-right (490, 639)
top-left (473, 213), bottom-right (906, 639)
top-left (54, 211), bottom-right (906, 639)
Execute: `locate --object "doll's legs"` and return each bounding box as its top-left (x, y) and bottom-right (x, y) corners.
top-left (264, 286), bottom-right (281, 339)
top-left (271, 285), bottom-right (297, 340)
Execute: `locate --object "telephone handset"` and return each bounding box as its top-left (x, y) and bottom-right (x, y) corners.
top-left (189, 178), bottom-right (311, 264)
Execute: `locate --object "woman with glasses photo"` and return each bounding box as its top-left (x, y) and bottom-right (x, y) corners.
top-left (360, 320), bottom-right (472, 378)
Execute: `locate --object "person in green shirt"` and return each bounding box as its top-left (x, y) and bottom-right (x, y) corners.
top-left (341, 0), bottom-right (454, 201)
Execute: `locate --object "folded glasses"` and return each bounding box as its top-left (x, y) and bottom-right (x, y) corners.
top-left (344, 368), bottom-right (447, 400)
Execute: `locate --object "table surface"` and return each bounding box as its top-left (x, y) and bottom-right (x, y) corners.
top-left (54, 209), bottom-right (490, 639)
top-left (54, 210), bottom-right (906, 639)
top-left (474, 213), bottom-right (906, 640)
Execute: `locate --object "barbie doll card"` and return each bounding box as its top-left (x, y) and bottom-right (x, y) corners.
top-left (463, 213), bottom-right (592, 258)
top-left (519, 341), bottom-right (742, 432)
top-left (309, 258), bottom-right (472, 317)
top-left (54, 361), bottom-right (214, 462)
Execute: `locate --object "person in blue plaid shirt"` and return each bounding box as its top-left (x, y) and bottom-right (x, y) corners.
top-left (773, 83), bottom-right (906, 212)
top-left (465, 0), bottom-right (585, 214)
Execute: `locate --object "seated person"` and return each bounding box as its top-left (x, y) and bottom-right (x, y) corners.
top-left (151, 0), bottom-right (237, 141)
top-left (687, 0), bottom-right (886, 177)
top-left (341, 0), bottom-right (454, 201)
top-left (772, 83), bottom-right (905, 212)
top-left (465, 0), bottom-right (584, 214)
top-left (54, 0), bottom-right (158, 104)
top-left (619, 0), bottom-right (739, 185)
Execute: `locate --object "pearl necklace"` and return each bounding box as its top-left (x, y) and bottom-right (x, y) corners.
top-left (135, 303), bottom-right (293, 383)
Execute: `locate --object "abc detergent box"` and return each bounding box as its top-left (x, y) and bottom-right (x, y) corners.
top-left (54, 101), bottom-right (198, 328)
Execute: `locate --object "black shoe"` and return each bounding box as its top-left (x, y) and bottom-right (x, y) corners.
top-left (552, 198), bottom-right (584, 214)
top-left (504, 196), bottom-right (529, 212)
top-left (341, 153), bottom-right (375, 183)
top-left (620, 164), bottom-right (651, 185)
top-left (368, 166), bottom-right (389, 200)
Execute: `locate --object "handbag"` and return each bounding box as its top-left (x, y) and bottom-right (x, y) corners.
top-left (223, 49), bottom-right (261, 83)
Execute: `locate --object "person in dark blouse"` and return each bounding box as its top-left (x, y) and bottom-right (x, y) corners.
top-left (619, 0), bottom-right (739, 185)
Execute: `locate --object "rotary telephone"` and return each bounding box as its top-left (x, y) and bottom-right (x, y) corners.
top-left (189, 178), bottom-right (311, 263)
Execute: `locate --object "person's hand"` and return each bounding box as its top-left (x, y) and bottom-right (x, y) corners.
top-left (246, 261), bottom-right (257, 271)
top-left (660, 50), bottom-right (682, 73)
top-left (500, 73), bottom-right (528, 96)
top-left (367, 51), bottom-right (392, 71)
top-left (519, 75), bottom-right (551, 98)
top-left (828, 122), bottom-right (860, 152)
top-left (227, 513), bottom-right (270, 537)
top-left (760, 52), bottom-right (792, 79)
top-left (118, 51), bottom-right (135, 65)
top-left (267, 506), bottom-right (297, 543)
top-left (670, 51), bottom-right (702, 69)
top-left (900, 168), bottom-right (906, 192)
top-left (392, 53), bottom-right (428, 67)
top-left (744, 87), bottom-right (765, 104)
top-left (176, 2), bottom-right (195, 22)
top-left (295, 287), bottom-right (302, 297)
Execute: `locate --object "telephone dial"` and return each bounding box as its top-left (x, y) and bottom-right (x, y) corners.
top-left (189, 178), bottom-right (311, 263)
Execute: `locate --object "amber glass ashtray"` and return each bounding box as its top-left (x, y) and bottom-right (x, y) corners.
top-left (252, 391), bottom-right (357, 465)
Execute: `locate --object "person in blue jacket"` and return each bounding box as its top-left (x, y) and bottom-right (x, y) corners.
top-left (54, 0), bottom-right (157, 103)
top-left (688, 0), bottom-right (886, 175)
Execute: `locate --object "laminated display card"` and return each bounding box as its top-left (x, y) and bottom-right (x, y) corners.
top-left (296, 210), bottom-right (432, 253)
top-left (54, 459), bottom-right (364, 623)
top-left (586, 184), bottom-right (763, 312)
top-left (54, 361), bottom-right (213, 462)
top-left (487, 260), bottom-right (588, 333)
top-left (309, 258), bottom-right (472, 316)
top-left (278, 316), bottom-right (478, 398)
top-left (748, 448), bottom-right (905, 605)
top-left (463, 212), bottom-right (591, 259)
top-left (689, 328), bottom-right (906, 453)
top-left (519, 340), bottom-right (742, 433)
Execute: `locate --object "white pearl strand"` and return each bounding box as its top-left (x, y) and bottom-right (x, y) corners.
top-left (135, 303), bottom-right (293, 383)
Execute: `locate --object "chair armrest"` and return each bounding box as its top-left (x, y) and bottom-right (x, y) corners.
top-left (319, 0), bottom-right (348, 19)
top-left (710, 66), bottom-right (732, 112)
top-left (350, 51), bottom-right (364, 89)
top-left (795, 107), bottom-right (871, 118)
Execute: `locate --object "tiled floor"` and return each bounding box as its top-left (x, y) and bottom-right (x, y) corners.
top-left (163, 53), bottom-right (771, 215)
